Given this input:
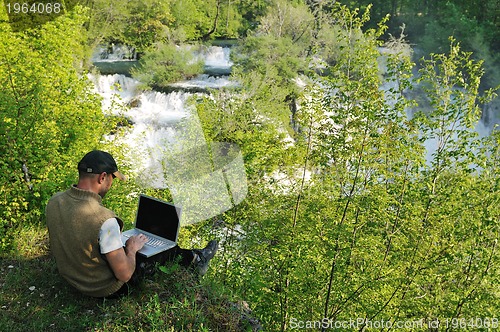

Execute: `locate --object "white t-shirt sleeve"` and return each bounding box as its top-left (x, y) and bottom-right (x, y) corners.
top-left (99, 217), bottom-right (124, 254)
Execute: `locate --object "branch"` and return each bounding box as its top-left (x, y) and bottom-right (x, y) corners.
top-left (202, 0), bottom-right (221, 40)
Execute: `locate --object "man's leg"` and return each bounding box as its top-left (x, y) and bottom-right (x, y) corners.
top-left (156, 245), bottom-right (197, 267)
top-left (112, 241), bottom-right (218, 297)
top-left (135, 241), bottom-right (218, 278)
top-left (157, 241), bottom-right (219, 272)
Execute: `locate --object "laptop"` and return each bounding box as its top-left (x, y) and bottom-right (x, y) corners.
top-left (121, 194), bottom-right (181, 258)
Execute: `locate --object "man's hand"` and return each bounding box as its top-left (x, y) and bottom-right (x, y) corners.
top-left (125, 233), bottom-right (148, 253)
top-left (106, 233), bottom-right (148, 282)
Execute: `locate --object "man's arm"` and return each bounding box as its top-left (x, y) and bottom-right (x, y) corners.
top-left (105, 234), bottom-right (148, 282)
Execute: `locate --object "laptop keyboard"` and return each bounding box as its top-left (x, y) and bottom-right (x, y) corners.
top-left (146, 237), bottom-right (167, 248)
top-left (123, 233), bottom-right (167, 248)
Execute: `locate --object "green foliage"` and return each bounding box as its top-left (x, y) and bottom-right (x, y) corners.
top-left (169, 0), bottom-right (215, 40)
top-left (195, 3), bottom-right (500, 330)
top-left (120, 0), bottom-right (175, 51)
top-left (168, 0), bottom-right (252, 40)
top-left (0, 8), bottom-right (107, 251)
top-left (340, 0), bottom-right (500, 95)
top-left (416, 38), bottom-right (485, 172)
top-left (3, 0), bottom-right (67, 32)
top-left (232, 34), bottom-right (304, 105)
top-left (84, 0), bottom-right (174, 53)
top-left (416, 2), bottom-right (480, 54)
top-left (232, 0), bottom-right (313, 81)
top-left (131, 42), bottom-right (204, 89)
top-left (84, 0), bottom-right (265, 49)
top-left (257, 0), bottom-right (315, 45)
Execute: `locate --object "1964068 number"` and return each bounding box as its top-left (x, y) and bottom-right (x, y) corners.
top-left (6, 2), bottom-right (62, 15)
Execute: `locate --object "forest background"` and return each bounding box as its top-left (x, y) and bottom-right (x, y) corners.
top-left (1, 0), bottom-right (500, 330)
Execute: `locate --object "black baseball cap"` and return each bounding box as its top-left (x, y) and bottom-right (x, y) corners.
top-left (77, 150), bottom-right (126, 181)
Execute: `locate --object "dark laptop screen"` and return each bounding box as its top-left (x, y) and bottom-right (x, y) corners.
top-left (135, 195), bottom-right (180, 242)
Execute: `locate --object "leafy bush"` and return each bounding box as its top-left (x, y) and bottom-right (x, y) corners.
top-left (131, 42), bottom-right (204, 89)
top-left (0, 7), bottom-right (108, 252)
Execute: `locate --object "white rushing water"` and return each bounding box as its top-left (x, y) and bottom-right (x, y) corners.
top-left (91, 44), bottom-right (137, 62)
top-left (196, 45), bottom-right (233, 72)
top-left (92, 73), bottom-right (193, 126)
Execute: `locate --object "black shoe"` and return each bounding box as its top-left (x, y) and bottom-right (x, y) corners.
top-left (193, 240), bottom-right (218, 275)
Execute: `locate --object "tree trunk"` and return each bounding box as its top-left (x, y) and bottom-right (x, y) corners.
top-left (202, 0), bottom-right (221, 40)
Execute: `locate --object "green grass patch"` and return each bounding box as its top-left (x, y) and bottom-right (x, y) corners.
top-left (0, 224), bottom-right (257, 331)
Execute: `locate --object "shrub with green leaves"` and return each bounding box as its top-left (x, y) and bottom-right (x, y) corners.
top-left (0, 7), bottom-right (107, 252)
top-left (131, 42), bottom-right (204, 89)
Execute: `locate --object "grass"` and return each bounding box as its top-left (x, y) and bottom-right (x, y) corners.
top-left (0, 224), bottom-right (258, 331)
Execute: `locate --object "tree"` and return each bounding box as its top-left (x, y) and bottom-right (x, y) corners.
top-left (131, 42), bottom-right (204, 89)
top-left (120, 0), bottom-right (174, 51)
top-left (84, 0), bottom-right (174, 53)
top-left (0, 7), bottom-right (107, 251)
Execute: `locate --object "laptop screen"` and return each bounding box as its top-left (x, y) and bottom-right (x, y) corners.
top-left (135, 195), bottom-right (181, 242)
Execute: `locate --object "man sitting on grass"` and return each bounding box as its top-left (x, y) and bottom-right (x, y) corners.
top-left (46, 150), bottom-right (218, 298)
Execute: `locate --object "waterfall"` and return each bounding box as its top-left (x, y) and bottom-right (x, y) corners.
top-left (91, 73), bottom-right (192, 125)
top-left (199, 46), bottom-right (233, 75)
top-left (91, 44), bottom-right (137, 62)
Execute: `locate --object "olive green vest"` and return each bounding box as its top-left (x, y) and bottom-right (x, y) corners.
top-left (46, 185), bottom-right (124, 297)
